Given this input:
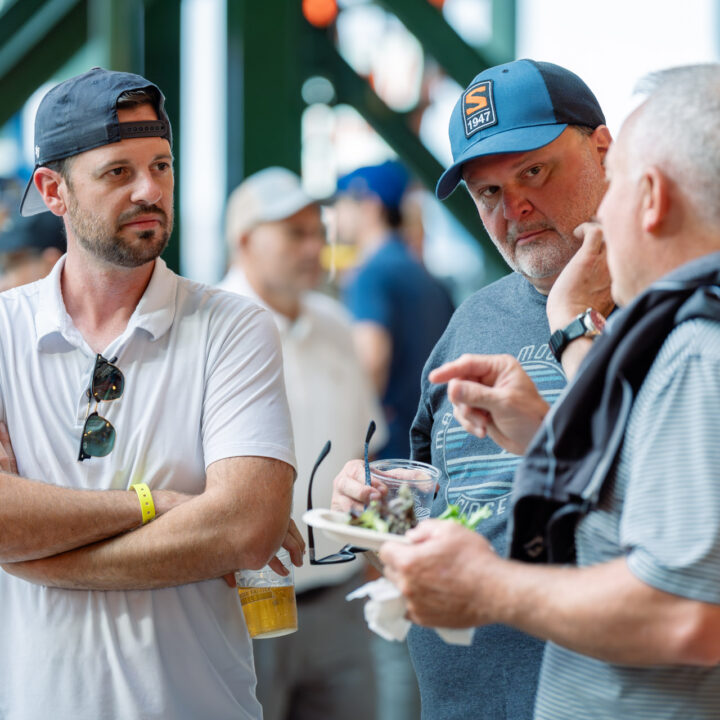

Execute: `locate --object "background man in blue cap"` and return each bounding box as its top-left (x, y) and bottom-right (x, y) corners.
top-left (380, 62), bottom-right (720, 720)
top-left (0, 211), bottom-right (65, 291)
top-left (0, 67), bottom-right (300, 720)
top-left (335, 159), bottom-right (454, 461)
top-left (332, 60), bottom-right (614, 718)
top-left (334, 159), bottom-right (454, 720)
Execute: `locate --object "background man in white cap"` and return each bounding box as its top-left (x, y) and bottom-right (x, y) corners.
top-left (0, 67), bottom-right (300, 720)
top-left (220, 167), bottom-right (386, 720)
top-left (332, 59), bottom-right (614, 719)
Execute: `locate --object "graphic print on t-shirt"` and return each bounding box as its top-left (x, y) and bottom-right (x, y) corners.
top-left (435, 343), bottom-right (565, 518)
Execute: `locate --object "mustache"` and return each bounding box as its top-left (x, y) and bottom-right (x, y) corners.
top-left (506, 222), bottom-right (553, 246)
top-left (117, 205), bottom-right (168, 226)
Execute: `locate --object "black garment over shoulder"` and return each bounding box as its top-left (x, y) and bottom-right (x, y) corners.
top-left (509, 252), bottom-right (720, 565)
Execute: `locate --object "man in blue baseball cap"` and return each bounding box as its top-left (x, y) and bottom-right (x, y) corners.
top-left (0, 67), bottom-right (300, 720)
top-left (332, 59), bottom-right (614, 719)
top-left (381, 63), bottom-right (720, 720)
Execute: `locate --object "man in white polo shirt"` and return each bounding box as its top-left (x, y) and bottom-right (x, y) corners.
top-left (0, 67), bottom-right (299, 720)
top-left (220, 167), bottom-right (386, 720)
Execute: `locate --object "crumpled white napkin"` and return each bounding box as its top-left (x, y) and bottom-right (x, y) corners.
top-left (346, 578), bottom-right (475, 646)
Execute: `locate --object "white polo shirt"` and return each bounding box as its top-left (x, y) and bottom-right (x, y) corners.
top-left (0, 257), bottom-right (296, 720)
top-left (218, 268), bottom-right (387, 591)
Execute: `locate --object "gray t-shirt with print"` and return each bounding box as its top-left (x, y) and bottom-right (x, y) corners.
top-left (409, 271), bottom-right (566, 720)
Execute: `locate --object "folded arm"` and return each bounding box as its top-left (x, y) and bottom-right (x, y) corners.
top-left (2, 455), bottom-right (295, 590)
top-left (0, 422), bottom-right (187, 563)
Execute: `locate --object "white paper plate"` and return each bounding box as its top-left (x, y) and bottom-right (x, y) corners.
top-left (302, 508), bottom-right (411, 552)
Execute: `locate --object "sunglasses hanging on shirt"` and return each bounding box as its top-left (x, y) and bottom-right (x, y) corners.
top-left (78, 353), bottom-right (124, 461)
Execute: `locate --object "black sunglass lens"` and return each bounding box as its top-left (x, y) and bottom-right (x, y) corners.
top-left (81, 412), bottom-right (116, 458)
top-left (92, 359), bottom-right (124, 402)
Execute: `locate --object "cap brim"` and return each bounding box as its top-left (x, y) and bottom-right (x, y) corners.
top-left (19, 172), bottom-right (50, 217)
top-left (261, 187), bottom-right (316, 223)
top-left (435, 124), bottom-right (568, 200)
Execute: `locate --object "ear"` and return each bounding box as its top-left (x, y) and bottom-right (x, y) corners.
top-left (236, 230), bottom-right (254, 255)
top-left (33, 167), bottom-right (68, 216)
top-left (590, 125), bottom-right (613, 167)
top-left (639, 166), bottom-right (669, 233)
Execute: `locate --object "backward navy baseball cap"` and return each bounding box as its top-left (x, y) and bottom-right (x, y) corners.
top-left (20, 67), bottom-right (172, 217)
top-left (436, 59), bottom-right (605, 200)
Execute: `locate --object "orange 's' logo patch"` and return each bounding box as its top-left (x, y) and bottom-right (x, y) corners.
top-left (461, 79), bottom-right (497, 138)
top-left (465, 85), bottom-right (489, 115)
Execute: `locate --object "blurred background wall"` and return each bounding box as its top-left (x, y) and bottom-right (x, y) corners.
top-left (1, 0), bottom-right (718, 303)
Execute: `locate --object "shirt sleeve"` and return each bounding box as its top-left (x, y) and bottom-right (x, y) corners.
top-left (621, 321), bottom-right (720, 604)
top-left (201, 300), bottom-right (297, 472)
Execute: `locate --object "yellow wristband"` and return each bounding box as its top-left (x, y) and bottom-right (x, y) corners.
top-left (130, 483), bottom-right (156, 524)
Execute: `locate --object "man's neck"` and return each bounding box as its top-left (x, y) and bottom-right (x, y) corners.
top-left (240, 266), bottom-right (302, 321)
top-left (356, 226), bottom-right (389, 261)
top-left (61, 250), bottom-right (155, 353)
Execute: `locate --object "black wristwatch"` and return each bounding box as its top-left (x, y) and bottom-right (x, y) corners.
top-left (548, 308), bottom-right (606, 362)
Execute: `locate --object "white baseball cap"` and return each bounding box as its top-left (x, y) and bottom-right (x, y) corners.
top-left (225, 167), bottom-right (317, 245)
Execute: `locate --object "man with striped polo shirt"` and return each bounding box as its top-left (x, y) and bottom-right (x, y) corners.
top-left (380, 63), bottom-right (720, 719)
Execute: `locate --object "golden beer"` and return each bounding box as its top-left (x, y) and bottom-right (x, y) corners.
top-left (238, 585), bottom-right (298, 639)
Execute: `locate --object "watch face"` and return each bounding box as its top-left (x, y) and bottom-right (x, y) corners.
top-left (585, 308), bottom-right (606, 334)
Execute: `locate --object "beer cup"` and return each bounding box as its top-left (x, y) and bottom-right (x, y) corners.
top-left (236, 548), bottom-right (298, 639)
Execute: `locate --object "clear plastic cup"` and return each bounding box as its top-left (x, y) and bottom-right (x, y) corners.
top-left (235, 548), bottom-right (298, 639)
top-left (370, 458), bottom-right (440, 521)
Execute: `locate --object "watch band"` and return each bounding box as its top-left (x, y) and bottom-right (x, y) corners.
top-left (548, 308), bottom-right (605, 362)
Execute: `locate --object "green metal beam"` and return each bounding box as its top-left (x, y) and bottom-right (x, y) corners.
top-left (144, 0), bottom-right (181, 274)
top-left (0, 0), bottom-right (87, 127)
top-left (0, 0), bottom-right (50, 48)
top-left (303, 25), bottom-right (506, 281)
top-left (489, 0), bottom-right (516, 63)
top-left (227, 1), bottom-right (305, 193)
top-left (380, 0), bottom-right (493, 88)
top-left (87, 0), bottom-right (144, 73)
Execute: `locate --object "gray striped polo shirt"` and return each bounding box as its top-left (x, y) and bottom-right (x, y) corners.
top-left (535, 318), bottom-right (720, 719)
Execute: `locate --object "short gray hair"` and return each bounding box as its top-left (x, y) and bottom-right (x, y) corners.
top-left (628, 64), bottom-right (720, 226)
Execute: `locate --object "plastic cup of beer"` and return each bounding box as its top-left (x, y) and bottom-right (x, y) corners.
top-left (235, 548), bottom-right (298, 639)
top-left (369, 458), bottom-right (440, 521)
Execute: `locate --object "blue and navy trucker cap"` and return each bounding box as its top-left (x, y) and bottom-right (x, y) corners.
top-left (436, 59), bottom-right (605, 200)
top-left (337, 160), bottom-right (409, 211)
top-left (20, 67), bottom-right (172, 217)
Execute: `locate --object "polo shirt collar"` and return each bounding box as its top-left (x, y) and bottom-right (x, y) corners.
top-left (219, 267), bottom-right (312, 341)
top-left (35, 256), bottom-right (178, 352)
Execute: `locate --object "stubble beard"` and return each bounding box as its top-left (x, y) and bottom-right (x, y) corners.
top-left (67, 194), bottom-right (173, 268)
top-left (495, 156), bottom-right (607, 281)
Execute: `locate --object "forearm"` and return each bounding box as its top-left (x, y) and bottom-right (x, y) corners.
top-left (557, 337), bottom-right (594, 381)
top-left (0, 472), bottom-right (152, 562)
top-left (487, 556), bottom-right (720, 666)
top-left (3, 457), bottom-right (294, 590)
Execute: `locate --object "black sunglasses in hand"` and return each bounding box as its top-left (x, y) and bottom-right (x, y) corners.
top-left (306, 420), bottom-right (377, 565)
top-left (78, 354), bottom-right (124, 462)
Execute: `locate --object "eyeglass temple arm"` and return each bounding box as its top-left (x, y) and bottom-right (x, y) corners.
top-left (307, 440), bottom-right (332, 563)
top-left (364, 420), bottom-right (376, 487)
top-left (307, 440), bottom-right (332, 513)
